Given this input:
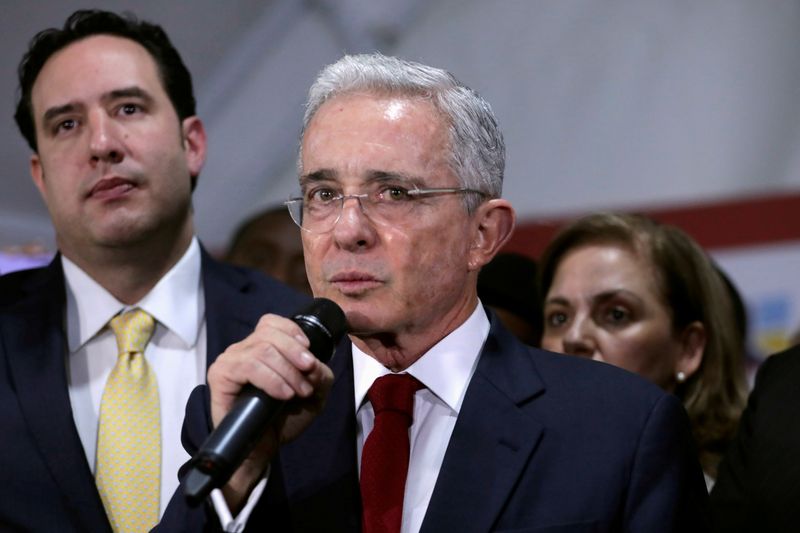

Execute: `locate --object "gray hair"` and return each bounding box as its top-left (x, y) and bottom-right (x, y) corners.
top-left (299, 53), bottom-right (504, 211)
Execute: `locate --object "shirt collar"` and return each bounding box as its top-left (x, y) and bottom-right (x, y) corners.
top-left (352, 302), bottom-right (490, 415)
top-left (63, 237), bottom-right (203, 352)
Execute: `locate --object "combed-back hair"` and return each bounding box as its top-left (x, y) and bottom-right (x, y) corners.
top-left (300, 53), bottom-right (504, 212)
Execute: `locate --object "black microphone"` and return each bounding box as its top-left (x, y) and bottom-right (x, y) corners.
top-left (182, 297), bottom-right (347, 505)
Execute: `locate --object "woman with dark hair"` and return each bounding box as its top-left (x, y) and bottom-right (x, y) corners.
top-left (538, 212), bottom-right (747, 489)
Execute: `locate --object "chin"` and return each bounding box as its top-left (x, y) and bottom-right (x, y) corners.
top-left (339, 308), bottom-right (385, 335)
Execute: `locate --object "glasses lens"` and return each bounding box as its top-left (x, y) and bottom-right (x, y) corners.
top-left (287, 196), bottom-right (342, 233)
top-left (286, 200), bottom-right (306, 229)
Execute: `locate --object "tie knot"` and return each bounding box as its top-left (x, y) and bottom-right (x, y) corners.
top-left (367, 373), bottom-right (423, 418)
top-left (109, 309), bottom-right (155, 355)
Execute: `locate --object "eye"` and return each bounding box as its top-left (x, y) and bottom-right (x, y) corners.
top-left (545, 310), bottom-right (569, 328)
top-left (306, 187), bottom-right (339, 203)
top-left (604, 306), bottom-right (631, 325)
top-left (54, 118), bottom-right (77, 134)
top-left (377, 185), bottom-right (413, 202)
top-left (118, 103), bottom-right (141, 116)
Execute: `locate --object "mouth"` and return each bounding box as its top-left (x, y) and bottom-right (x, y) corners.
top-left (87, 176), bottom-right (137, 201)
top-left (329, 272), bottom-right (383, 294)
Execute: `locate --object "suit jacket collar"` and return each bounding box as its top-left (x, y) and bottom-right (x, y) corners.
top-left (420, 311), bottom-right (546, 532)
top-left (200, 246), bottom-right (262, 368)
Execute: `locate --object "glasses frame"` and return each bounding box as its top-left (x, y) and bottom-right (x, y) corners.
top-left (284, 186), bottom-right (487, 234)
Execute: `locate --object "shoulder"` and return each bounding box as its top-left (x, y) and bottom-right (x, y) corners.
top-left (755, 344), bottom-right (800, 383)
top-left (533, 345), bottom-right (680, 422)
top-left (483, 318), bottom-right (680, 431)
top-left (200, 252), bottom-right (311, 314)
top-left (0, 262), bottom-right (60, 308)
top-left (744, 344), bottom-right (800, 412)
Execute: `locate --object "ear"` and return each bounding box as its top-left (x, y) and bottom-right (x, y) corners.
top-left (30, 153), bottom-right (46, 198)
top-left (181, 116), bottom-right (207, 179)
top-left (675, 321), bottom-right (706, 380)
top-left (467, 198), bottom-right (515, 271)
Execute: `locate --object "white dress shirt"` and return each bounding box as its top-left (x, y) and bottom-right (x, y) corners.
top-left (352, 303), bottom-right (489, 533)
top-left (217, 303), bottom-right (490, 533)
top-left (64, 237), bottom-right (206, 517)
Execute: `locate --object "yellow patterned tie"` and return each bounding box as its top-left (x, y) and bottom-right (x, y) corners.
top-left (96, 309), bottom-right (161, 533)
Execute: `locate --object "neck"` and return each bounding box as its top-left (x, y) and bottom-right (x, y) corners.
top-left (60, 225), bottom-right (194, 305)
top-left (351, 296), bottom-right (478, 372)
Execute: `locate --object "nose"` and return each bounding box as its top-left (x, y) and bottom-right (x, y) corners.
top-left (88, 110), bottom-right (124, 165)
top-left (331, 196), bottom-right (376, 251)
top-left (560, 315), bottom-right (597, 358)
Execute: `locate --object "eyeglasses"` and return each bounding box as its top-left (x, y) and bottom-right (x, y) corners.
top-left (284, 184), bottom-right (487, 234)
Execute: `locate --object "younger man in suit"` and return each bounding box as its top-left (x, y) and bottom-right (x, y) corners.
top-left (162, 53), bottom-right (710, 532)
top-left (0, 10), bottom-right (305, 532)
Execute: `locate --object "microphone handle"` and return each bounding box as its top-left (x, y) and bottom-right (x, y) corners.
top-left (182, 311), bottom-right (341, 506)
top-left (183, 385), bottom-right (283, 506)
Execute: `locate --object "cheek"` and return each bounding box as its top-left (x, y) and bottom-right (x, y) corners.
top-left (300, 237), bottom-right (326, 286)
top-left (600, 327), bottom-right (678, 379)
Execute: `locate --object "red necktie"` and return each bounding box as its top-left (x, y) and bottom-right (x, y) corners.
top-left (360, 373), bottom-right (424, 533)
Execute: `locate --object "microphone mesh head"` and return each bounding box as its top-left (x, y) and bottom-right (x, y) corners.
top-left (293, 298), bottom-right (347, 362)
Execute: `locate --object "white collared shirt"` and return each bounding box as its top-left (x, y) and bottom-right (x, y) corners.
top-left (352, 303), bottom-right (490, 533)
top-left (216, 303), bottom-right (490, 533)
top-left (64, 237), bottom-right (206, 517)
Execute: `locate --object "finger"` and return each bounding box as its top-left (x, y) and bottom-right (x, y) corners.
top-left (245, 341), bottom-right (317, 399)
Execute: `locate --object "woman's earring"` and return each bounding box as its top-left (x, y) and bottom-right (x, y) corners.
top-left (676, 371), bottom-right (687, 383)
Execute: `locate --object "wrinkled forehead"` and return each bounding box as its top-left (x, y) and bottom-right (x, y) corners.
top-left (301, 91), bottom-right (449, 156)
top-left (299, 92), bottom-right (454, 189)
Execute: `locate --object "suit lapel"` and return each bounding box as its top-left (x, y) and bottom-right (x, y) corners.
top-left (280, 340), bottom-right (361, 532)
top-left (200, 249), bottom-right (265, 368)
top-left (421, 316), bottom-right (546, 533)
top-left (2, 259), bottom-right (112, 532)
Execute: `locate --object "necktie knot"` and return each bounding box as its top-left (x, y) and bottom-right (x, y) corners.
top-left (367, 373), bottom-right (423, 420)
top-left (109, 309), bottom-right (155, 355)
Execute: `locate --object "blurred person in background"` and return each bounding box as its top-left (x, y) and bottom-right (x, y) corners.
top-left (225, 205), bottom-right (311, 294)
top-left (538, 212), bottom-right (748, 489)
top-left (477, 252), bottom-right (541, 345)
top-left (711, 286), bottom-right (800, 531)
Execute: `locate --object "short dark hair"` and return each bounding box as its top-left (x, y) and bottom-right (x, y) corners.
top-left (14, 9), bottom-right (196, 152)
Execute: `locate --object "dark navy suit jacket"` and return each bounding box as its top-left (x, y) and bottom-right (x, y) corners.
top-left (0, 249), bottom-right (308, 532)
top-left (161, 311), bottom-right (710, 532)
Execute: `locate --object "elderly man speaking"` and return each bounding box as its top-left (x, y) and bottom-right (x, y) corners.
top-left (161, 54), bottom-right (709, 533)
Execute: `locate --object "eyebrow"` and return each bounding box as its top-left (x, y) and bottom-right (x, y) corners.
top-left (544, 295), bottom-right (571, 307)
top-left (367, 170), bottom-right (425, 186)
top-left (298, 169), bottom-right (427, 188)
top-left (104, 86), bottom-right (154, 105)
top-left (545, 289), bottom-right (642, 307)
top-left (40, 86), bottom-right (155, 125)
top-left (299, 169), bottom-right (334, 187)
top-left (42, 102), bottom-right (80, 125)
